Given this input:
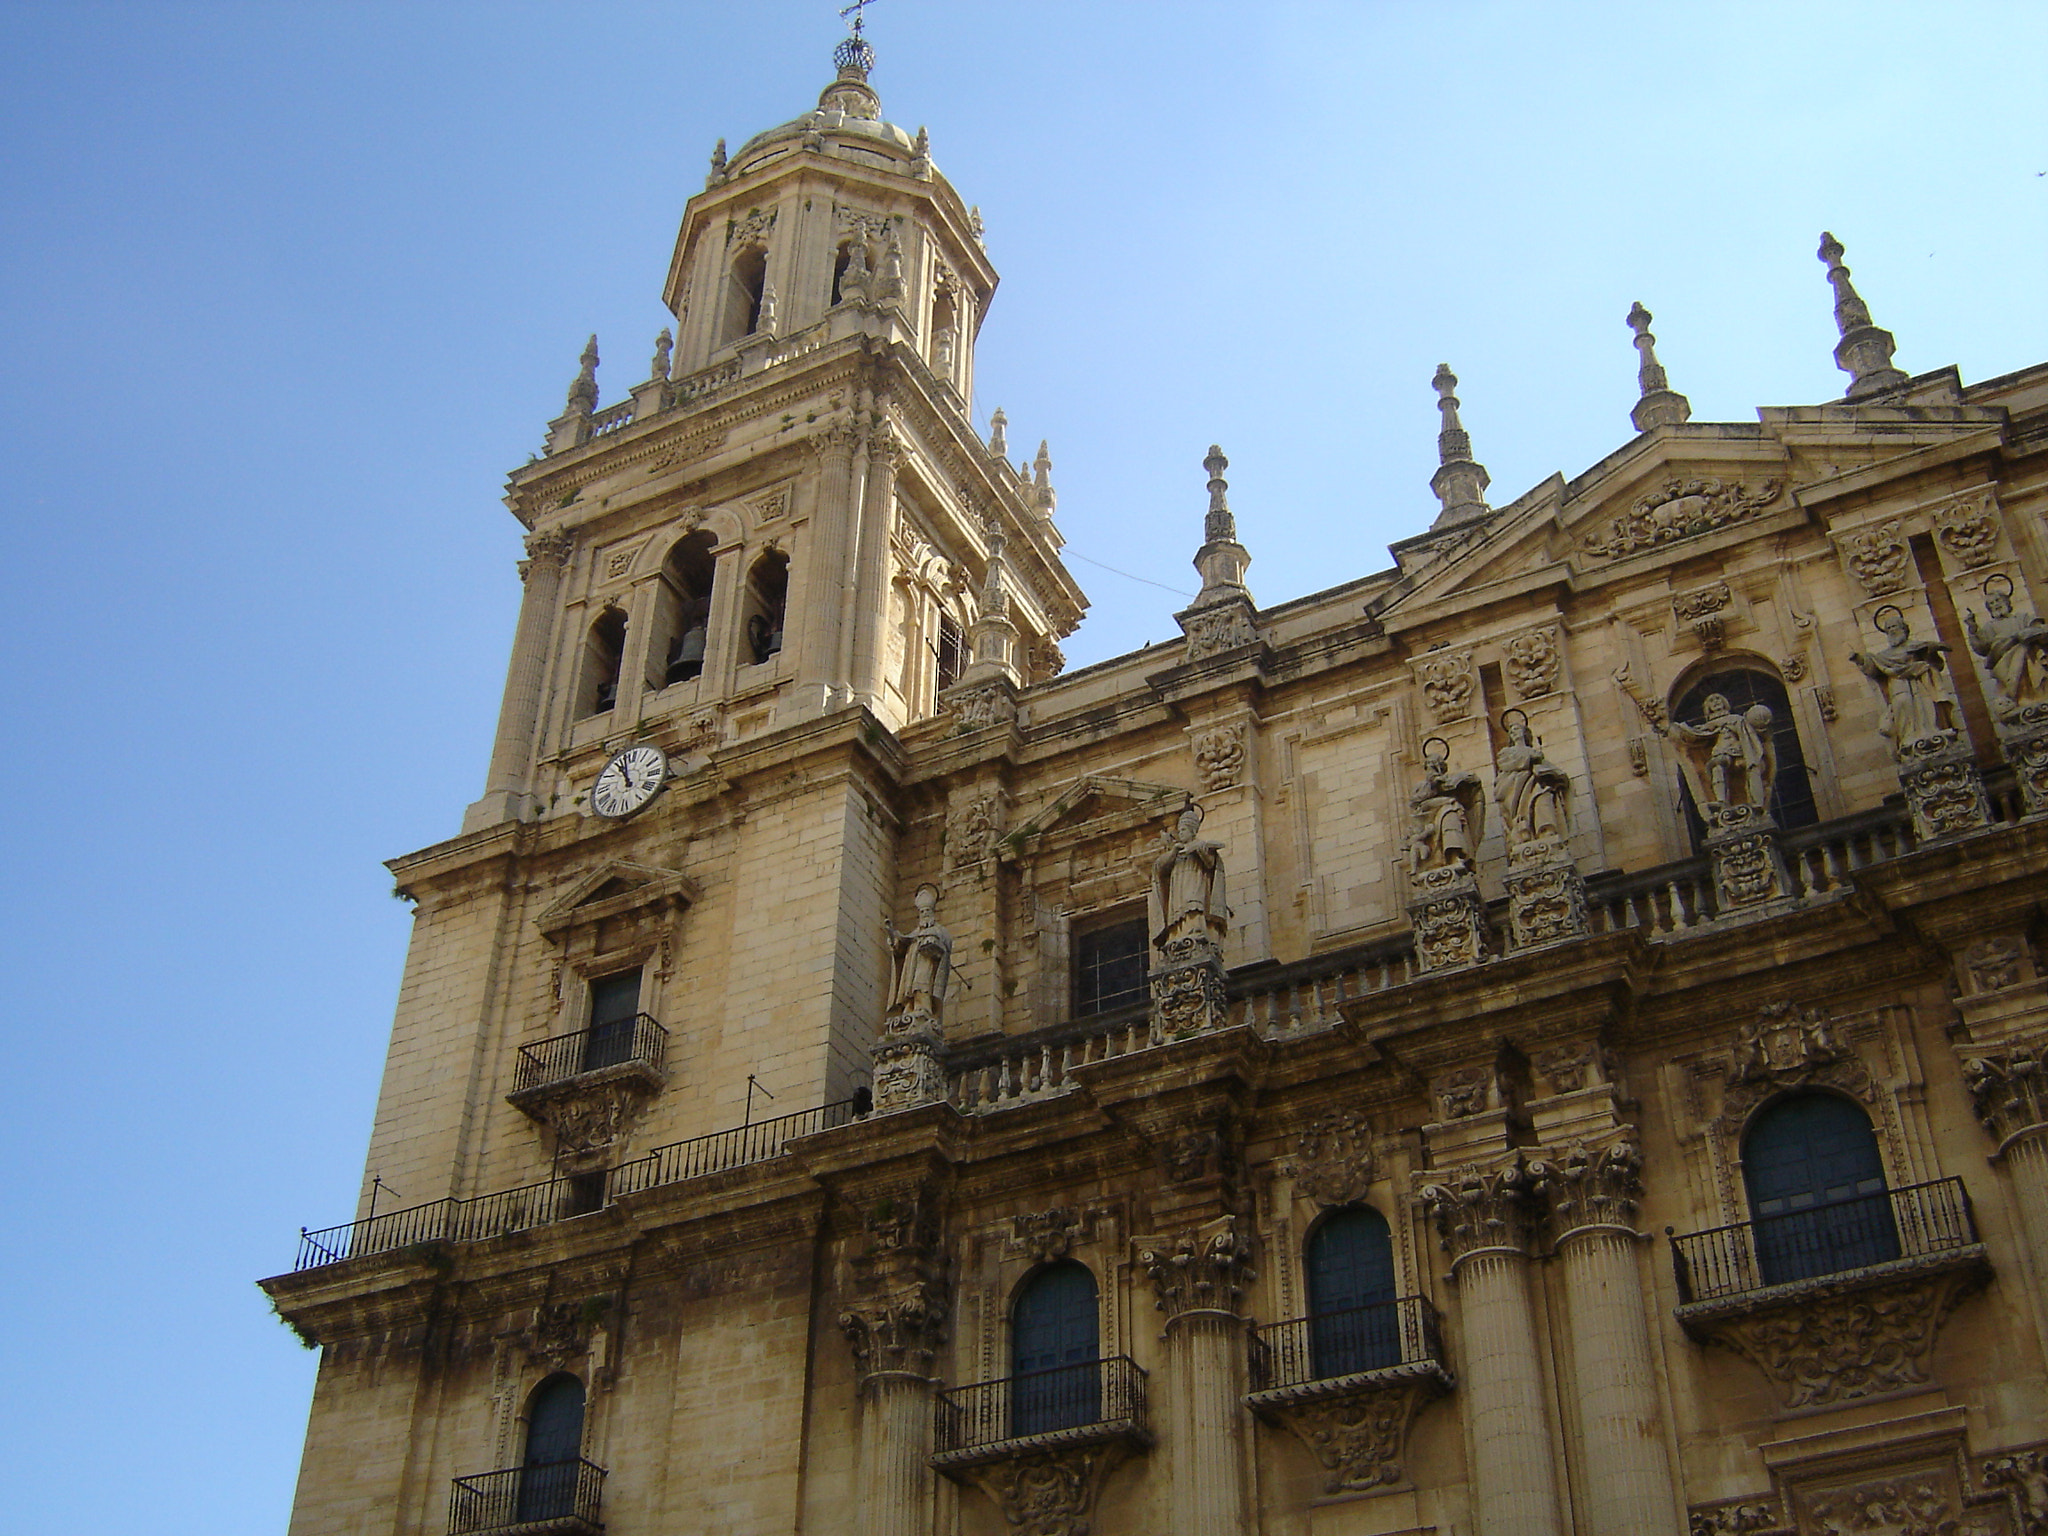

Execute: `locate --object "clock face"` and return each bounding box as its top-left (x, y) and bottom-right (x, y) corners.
top-left (591, 744), bottom-right (669, 819)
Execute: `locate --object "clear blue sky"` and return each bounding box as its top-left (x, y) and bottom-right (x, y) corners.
top-left (1, 3), bottom-right (2041, 1529)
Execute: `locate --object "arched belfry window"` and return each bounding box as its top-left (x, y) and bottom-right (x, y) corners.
top-left (722, 246), bottom-right (768, 346)
top-left (1743, 1091), bottom-right (1898, 1286)
top-left (742, 550), bottom-right (788, 666)
top-left (654, 530), bottom-right (717, 687)
top-left (516, 1373), bottom-right (586, 1523)
top-left (1672, 667), bottom-right (1818, 844)
top-left (581, 608), bottom-right (627, 718)
top-left (1011, 1261), bottom-right (1099, 1436)
top-left (1305, 1206), bottom-right (1399, 1377)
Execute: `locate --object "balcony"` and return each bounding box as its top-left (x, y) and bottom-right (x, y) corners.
top-left (1244, 1297), bottom-right (1452, 1494)
top-left (1669, 1177), bottom-right (1992, 1410)
top-left (510, 1014), bottom-right (668, 1097)
top-left (288, 1098), bottom-right (859, 1272)
top-left (448, 1459), bottom-right (605, 1535)
top-left (931, 1356), bottom-right (1151, 1469)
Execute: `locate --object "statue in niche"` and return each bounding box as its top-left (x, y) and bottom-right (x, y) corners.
top-left (1149, 801), bottom-right (1229, 957)
top-left (886, 884), bottom-right (953, 1025)
top-left (1850, 605), bottom-right (1955, 751)
top-left (1966, 574), bottom-right (2048, 720)
top-left (1407, 737), bottom-right (1485, 874)
top-left (1493, 709), bottom-right (1572, 856)
top-left (1665, 692), bottom-right (1774, 811)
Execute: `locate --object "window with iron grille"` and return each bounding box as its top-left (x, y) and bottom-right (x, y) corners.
top-left (1071, 916), bottom-right (1147, 1018)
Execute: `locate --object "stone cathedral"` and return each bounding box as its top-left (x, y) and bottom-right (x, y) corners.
top-left (263, 33), bottom-right (2048, 1536)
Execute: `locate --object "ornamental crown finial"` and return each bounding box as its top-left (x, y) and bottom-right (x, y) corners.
top-left (566, 334), bottom-right (599, 412)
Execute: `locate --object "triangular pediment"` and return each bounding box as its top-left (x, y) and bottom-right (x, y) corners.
top-left (1000, 775), bottom-right (1189, 863)
top-left (537, 860), bottom-right (699, 938)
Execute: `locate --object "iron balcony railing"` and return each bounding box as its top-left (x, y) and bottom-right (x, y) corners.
top-left (1670, 1176), bottom-right (1978, 1305)
top-left (934, 1356), bottom-right (1148, 1456)
top-left (292, 1097), bottom-right (859, 1272)
top-left (513, 1014), bottom-right (667, 1092)
top-left (1248, 1295), bottom-right (1445, 1393)
top-left (449, 1459), bottom-right (605, 1533)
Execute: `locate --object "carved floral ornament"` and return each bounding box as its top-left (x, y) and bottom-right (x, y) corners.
top-left (1181, 603), bottom-right (1259, 660)
top-left (1530, 1137), bottom-right (1642, 1235)
top-left (953, 1444), bottom-right (1137, 1536)
top-left (1007, 1208), bottom-right (1083, 1264)
top-left (838, 1185), bottom-right (949, 1380)
top-left (726, 206), bottom-right (776, 248)
top-left (943, 680), bottom-right (1018, 731)
top-left (1261, 1381), bottom-right (1443, 1497)
top-left (1675, 581), bottom-right (1734, 649)
top-left (1579, 477), bottom-right (1782, 560)
top-left (945, 792), bottom-right (1005, 870)
top-left (1962, 1044), bottom-right (2048, 1149)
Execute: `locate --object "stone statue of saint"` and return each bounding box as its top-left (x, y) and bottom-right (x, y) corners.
top-left (1966, 578), bottom-right (2048, 720)
top-left (1493, 711), bottom-right (1571, 855)
top-left (1667, 692), bottom-right (1775, 810)
top-left (886, 884), bottom-right (953, 1024)
top-left (1149, 801), bottom-right (1228, 955)
top-left (1850, 606), bottom-right (1955, 752)
top-left (1407, 739), bottom-right (1485, 874)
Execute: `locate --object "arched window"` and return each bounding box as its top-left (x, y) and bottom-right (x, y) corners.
top-left (1743, 1091), bottom-right (1898, 1286)
top-left (1011, 1261), bottom-right (1099, 1436)
top-left (1305, 1206), bottom-right (1399, 1377)
top-left (653, 530), bottom-right (717, 688)
top-left (721, 247), bottom-right (768, 346)
top-left (930, 287), bottom-right (960, 378)
top-left (581, 609), bottom-right (627, 718)
top-left (516, 1373), bottom-right (585, 1523)
top-left (1672, 667), bottom-right (1818, 845)
top-left (742, 550), bottom-right (788, 666)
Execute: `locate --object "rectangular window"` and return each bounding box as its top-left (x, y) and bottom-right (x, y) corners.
top-left (936, 612), bottom-right (964, 693)
top-left (584, 969), bottom-right (642, 1072)
top-left (1072, 917), bottom-right (1148, 1019)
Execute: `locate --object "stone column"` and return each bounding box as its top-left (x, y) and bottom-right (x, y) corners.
top-left (839, 1189), bottom-right (947, 1536)
top-left (465, 528), bottom-right (574, 831)
top-left (1532, 1138), bottom-right (1681, 1536)
top-left (1420, 1161), bottom-right (1566, 1536)
top-left (1963, 1044), bottom-right (2048, 1332)
top-left (1140, 1216), bottom-right (1254, 1536)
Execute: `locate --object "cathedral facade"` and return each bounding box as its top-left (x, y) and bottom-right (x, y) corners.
top-left (263, 37), bottom-right (2048, 1536)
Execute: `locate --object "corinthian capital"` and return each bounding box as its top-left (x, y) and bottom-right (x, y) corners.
top-left (1531, 1137), bottom-right (1642, 1239)
top-left (523, 527), bottom-right (576, 573)
top-left (1138, 1215), bottom-right (1254, 1320)
top-left (1962, 1044), bottom-right (2048, 1149)
top-left (838, 1283), bottom-right (948, 1382)
top-left (1418, 1158), bottom-right (1540, 1263)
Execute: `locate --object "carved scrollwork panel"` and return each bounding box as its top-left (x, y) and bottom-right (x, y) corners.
top-left (1258, 1375), bottom-right (1443, 1495)
top-left (956, 1442), bottom-right (1135, 1536)
top-left (1282, 1111), bottom-right (1378, 1209)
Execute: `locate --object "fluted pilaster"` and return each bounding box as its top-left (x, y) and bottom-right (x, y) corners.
top-left (847, 418), bottom-right (902, 708)
top-left (857, 1372), bottom-right (933, 1536)
top-left (800, 420), bottom-right (861, 705)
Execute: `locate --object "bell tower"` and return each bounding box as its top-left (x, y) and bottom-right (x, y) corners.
top-left (465, 34), bottom-right (1084, 834)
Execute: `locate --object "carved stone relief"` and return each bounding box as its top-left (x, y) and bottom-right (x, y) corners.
top-left (1964, 936), bottom-right (2029, 994)
top-left (839, 1186), bottom-right (948, 1382)
top-left (1181, 603), bottom-right (1259, 660)
top-left (946, 793), bottom-right (1005, 870)
top-left (1504, 624), bottom-right (1562, 699)
top-left (943, 681), bottom-right (1019, 731)
top-left (1693, 1264), bottom-right (1986, 1410)
top-left (727, 207), bottom-right (776, 248)
top-left (1718, 1001), bottom-right (1875, 1133)
top-left (953, 1443), bottom-right (1136, 1536)
top-left (1580, 477), bottom-right (1782, 560)
top-left (1007, 1208), bottom-right (1083, 1264)
top-left (1261, 1377), bottom-right (1443, 1495)
top-left (1282, 1111), bottom-right (1378, 1208)
top-left (1532, 1137), bottom-right (1642, 1234)
top-left (1838, 520), bottom-right (1912, 598)
top-left (1676, 581), bottom-right (1735, 649)
top-left (1962, 1045), bottom-right (2048, 1148)
top-left (1688, 1499), bottom-right (1781, 1535)
top-left (1797, 1465), bottom-right (2004, 1536)
top-left (1411, 648), bottom-right (1477, 723)
top-left (1983, 1448), bottom-right (2048, 1536)
top-left (1933, 492), bottom-right (2002, 569)
top-left (1432, 1063), bottom-right (1503, 1121)
top-left (1192, 723), bottom-right (1249, 791)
